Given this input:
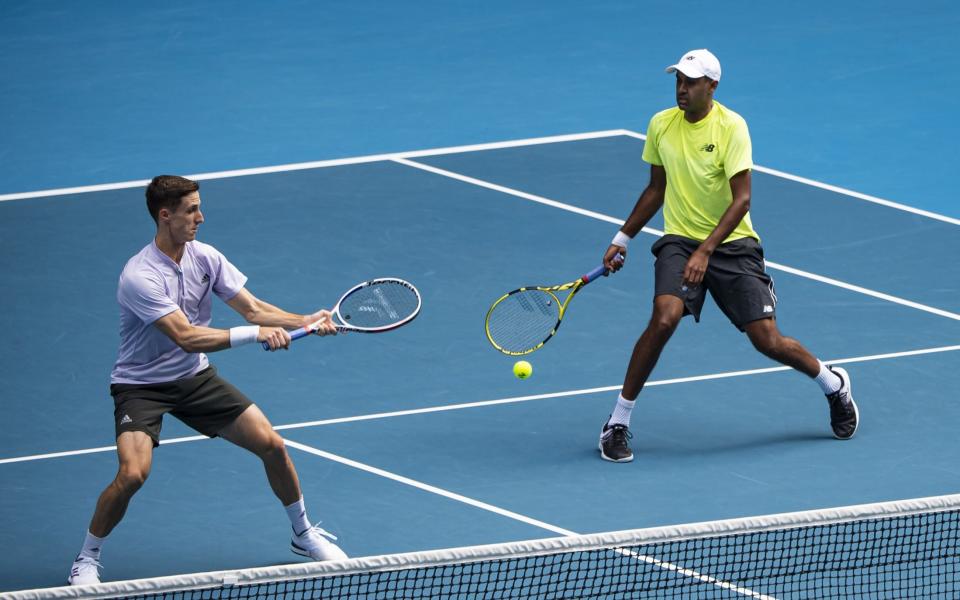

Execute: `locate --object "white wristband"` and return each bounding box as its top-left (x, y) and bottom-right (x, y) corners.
top-left (612, 230), bottom-right (633, 248)
top-left (229, 326), bottom-right (260, 348)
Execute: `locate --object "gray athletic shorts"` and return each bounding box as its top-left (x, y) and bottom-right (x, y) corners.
top-left (651, 234), bottom-right (777, 330)
top-left (110, 366), bottom-right (253, 447)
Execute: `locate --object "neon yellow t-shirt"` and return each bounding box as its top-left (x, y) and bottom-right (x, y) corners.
top-left (642, 101), bottom-right (758, 243)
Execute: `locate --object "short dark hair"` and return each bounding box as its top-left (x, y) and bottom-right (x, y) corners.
top-left (145, 176), bottom-right (200, 224)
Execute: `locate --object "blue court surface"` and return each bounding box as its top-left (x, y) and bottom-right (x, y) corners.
top-left (2, 2), bottom-right (959, 595)
top-left (2, 131), bottom-right (959, 591)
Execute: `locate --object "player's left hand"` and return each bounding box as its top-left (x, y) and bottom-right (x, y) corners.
top-left (304, 309), bottom-right (338, 336)
top-left (683, 248), bottom-right (711, 286)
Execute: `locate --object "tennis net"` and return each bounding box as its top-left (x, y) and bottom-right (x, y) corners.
top-left (7, 493), bottom-right (959, 599)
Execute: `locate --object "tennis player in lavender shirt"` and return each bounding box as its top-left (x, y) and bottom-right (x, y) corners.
top-left (68, 176), bottom-right (346, 586)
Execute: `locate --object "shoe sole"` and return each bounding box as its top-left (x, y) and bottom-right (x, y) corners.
top-left (292, 542), bottom-right (348, 561)
top-left (830, 367), bottom-right (860, 440)
top-left (598, 439), bottom-right (634, 463)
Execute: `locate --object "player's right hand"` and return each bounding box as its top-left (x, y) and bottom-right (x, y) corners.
top-left (604, 245), bottom-right (626, 273)
top-left (304, 309), bottom-right (337, 336)
top-left (259, 326), bottom-right (292, 351)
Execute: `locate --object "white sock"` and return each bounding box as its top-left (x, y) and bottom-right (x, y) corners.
top-left (607, 394), bottom-right (636, 428)
top-left (814, 361), bottom-right (842, 394)
top-left (285, 497), bottom-right (311, 536)
top-left (79, 531), bottom-right (105, 560)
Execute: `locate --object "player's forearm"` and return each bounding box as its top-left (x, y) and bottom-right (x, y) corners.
top-left (621, 186), bottom-right (664, 238)
top-left (699, 196), bottom-right (750, 254)
top-left (177, 326), bottom-right (233, 353)
top-left (242, 298), bottom-right (305, 329)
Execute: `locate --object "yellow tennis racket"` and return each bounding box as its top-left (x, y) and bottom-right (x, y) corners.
top-left (484, 258), bottom-right (617, 356)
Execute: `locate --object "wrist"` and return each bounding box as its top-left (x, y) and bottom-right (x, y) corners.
top-left (612, 230), bottom-right (633, 248)
top-left (229, 325), bottom-right (260, 347)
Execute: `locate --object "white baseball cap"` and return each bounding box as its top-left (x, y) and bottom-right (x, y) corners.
top-left (665, 49), bottom-right (721, 82)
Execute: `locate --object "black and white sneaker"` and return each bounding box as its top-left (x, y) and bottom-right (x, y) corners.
top-left (68, 554), bottom-right (101, 586)
top-left (826, 366), bottom-right (859, 440)
top-left (599, 420), bottom-right (634, 462)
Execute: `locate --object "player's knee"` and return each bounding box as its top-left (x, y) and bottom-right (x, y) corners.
top-left (749, 330), bottom-right (780, 356)
top-left (648, 312), bottom-right (681, 338)
top-left (116, 466), bottom-right (149, 493)
top-left (259, 433), bottom-right (288, 460)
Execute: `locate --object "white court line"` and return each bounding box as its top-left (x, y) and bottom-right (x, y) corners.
top-left (284, 439), bottom-right (573, 535)
top-left (2, 344), bottom-right (957, 466)
top-left (617, 129), bottom-right (960, 227)
top-left (394, 157), bottom-right (960, 322)
top-left (3, 127), bottom-right (957, 229)
top-left (0, 130), bottom-right (629, 202)
top-left (283, 439), bottom-right (774, 600)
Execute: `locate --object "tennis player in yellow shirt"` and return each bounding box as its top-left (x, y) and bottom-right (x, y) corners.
top-left (598, 49), bottom-right (859, 462)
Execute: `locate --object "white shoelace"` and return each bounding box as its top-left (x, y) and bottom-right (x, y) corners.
top-left (299, 522), bottom-right (338, 542)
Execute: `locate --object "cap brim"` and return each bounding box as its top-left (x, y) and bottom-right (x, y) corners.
top-left (665, 64), bottom-right (706, 79)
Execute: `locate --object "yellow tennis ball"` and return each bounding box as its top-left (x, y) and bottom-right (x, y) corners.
top-left (513, 360), bottom-right (533, 379)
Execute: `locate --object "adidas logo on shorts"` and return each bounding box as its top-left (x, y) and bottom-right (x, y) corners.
top-left (119, 414), bottom-right (133, 425)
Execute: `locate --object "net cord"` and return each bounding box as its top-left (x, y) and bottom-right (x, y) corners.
top-left (7, 492), bottom-right (960, 600)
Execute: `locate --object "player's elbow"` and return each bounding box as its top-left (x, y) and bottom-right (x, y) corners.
top-left (736, 195), bottom-right (751, 213)
top-left (242, 301), bottom-right (267, 324)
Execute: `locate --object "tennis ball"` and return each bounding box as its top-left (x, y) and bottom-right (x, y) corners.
top-left (513, 360), bottom-right (533, 379)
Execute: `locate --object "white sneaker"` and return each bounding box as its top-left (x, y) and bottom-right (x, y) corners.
top-left (68, 554), bottom-right (102, 585)
top-left (291, 524), bottom-right (348, 561)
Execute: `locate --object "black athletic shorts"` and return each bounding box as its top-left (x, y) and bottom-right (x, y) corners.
top-left (651, 234), bottom-right (777, 330)
top-left (110, 366), bottom-right (253, 447)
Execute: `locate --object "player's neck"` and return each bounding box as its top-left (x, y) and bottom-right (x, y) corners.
top-left (154, 231), bottom-right (186, 264)
top-left (684, 99), bottom-right (714, 123)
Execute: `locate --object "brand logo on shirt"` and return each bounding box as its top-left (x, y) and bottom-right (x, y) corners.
top-left (699, 144), bottom-right (716, 152)
top-left (201, 273), bottom-right (210, 284)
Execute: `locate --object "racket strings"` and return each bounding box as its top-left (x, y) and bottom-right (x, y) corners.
top-left (487, 290), bottom-right (561, 353)
top-left (338, 281), bottom-right (419, 329)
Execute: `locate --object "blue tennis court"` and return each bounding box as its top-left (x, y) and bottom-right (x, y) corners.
top-left (1, 2), bottom-right (958, 597)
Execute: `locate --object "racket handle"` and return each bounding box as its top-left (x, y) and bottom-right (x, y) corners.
top-left (582, 253), bottom-right (624, 283)
top-left (261, 326), bottom-right (310, 350)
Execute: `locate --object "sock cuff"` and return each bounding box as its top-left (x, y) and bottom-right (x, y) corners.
top-left (284, 496), bottom-right (305, 511)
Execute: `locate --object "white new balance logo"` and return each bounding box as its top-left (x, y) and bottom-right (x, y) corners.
top-left (763, 305), bottom-right (774, 313)
top-left (120, 414), bottom-right (133, 425)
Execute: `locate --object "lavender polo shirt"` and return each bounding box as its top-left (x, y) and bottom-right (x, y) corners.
top-left (110, 240), bottom-right (248, 384)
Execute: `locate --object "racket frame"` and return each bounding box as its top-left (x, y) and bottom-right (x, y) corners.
top-left (485, 262), bottom-right (609, 356)
top-left (262, 278), bottom-right (421, 350)
top-left (325, 277), bottom-right (422, 333)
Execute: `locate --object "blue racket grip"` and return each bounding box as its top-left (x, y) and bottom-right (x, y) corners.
top-left (261, 326), bottom-right (310, 350)
top-left (582, 253), bottom-right (624, 284)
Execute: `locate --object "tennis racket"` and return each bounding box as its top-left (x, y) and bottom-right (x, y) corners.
top-left (263, 278), bottom-right (421, 350)
top-left (484, 257), bottom-right (619, 356)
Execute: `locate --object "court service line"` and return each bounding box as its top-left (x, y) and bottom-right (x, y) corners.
top-left (393, 157), bottom-right (960, 322)
top-left (0, 130), bottom-right (629, 202)
top-left (617, 130), bottom-right (960, 227)
top-left (283, 439), bottom-right (774, 600)
top-left (2, 344), bottom-right (957, 466)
